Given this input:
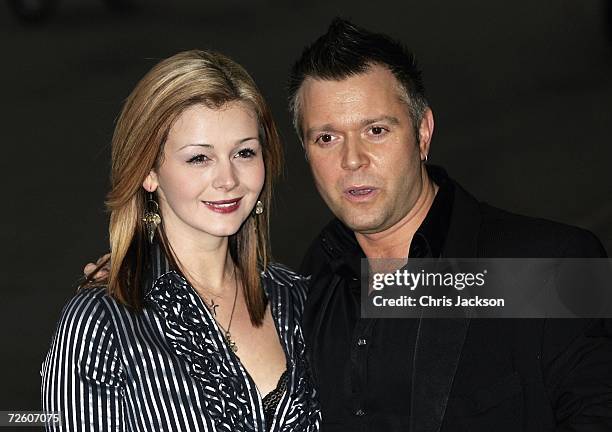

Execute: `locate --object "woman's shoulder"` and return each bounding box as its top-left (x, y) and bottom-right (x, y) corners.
top-left (60, 284), bottom-right (110, 311)
top-left (262, 262), bottom-right (309, 282)
top-left (42, 286), bottom-right (126, 398)
top-left (55, 285), bottom-right (127, 331)
top-left (261, 262), bottom-right (311, 303)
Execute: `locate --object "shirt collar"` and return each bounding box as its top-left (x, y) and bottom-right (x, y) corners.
top-left (409, 165), bottom-right (454, 258)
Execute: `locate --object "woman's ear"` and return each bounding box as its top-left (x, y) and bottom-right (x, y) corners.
top-left (142, 170), bottom-right (159, 192)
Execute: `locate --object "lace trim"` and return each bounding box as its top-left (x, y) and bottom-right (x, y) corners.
top-left (262, 370), bottom-right (289, 430)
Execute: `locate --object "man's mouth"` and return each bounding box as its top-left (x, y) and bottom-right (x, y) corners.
top-left (344, 186), bottom-right (378, 201)
top-left (202, 197), bottom-right (242, 213)
top-left (348, 188), bottom-right (374, 196)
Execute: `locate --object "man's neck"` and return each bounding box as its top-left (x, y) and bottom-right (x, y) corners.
top-left (355, 173), bottom-right (438, 259)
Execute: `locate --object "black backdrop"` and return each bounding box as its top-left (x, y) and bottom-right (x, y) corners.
top-left (1, 0), bottom-right (611, 417)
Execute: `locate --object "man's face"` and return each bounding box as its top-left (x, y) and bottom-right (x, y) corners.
top-left (299, 64), bottom-right (432, 235)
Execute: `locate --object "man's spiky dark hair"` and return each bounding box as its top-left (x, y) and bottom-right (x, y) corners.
top-left (288, 17), bottom-right (428, 140)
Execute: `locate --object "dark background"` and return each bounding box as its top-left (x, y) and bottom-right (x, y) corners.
top-left (1, 0), bottom-right (611, 417)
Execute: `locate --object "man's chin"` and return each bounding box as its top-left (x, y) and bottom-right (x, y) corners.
top-left (338, 213), bottom-right (385, 235)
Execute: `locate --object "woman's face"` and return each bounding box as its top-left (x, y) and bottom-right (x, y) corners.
top-left (144, 102), bottom-right (265, 243)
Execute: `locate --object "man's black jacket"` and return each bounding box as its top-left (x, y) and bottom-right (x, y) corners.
top-left (300, 167), bottom-right (612, 432)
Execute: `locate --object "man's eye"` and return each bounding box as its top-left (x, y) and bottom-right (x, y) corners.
top-left (370, 126), bottom-right (387, 135)
top-left (236, 148), bottom-right (256, 158)
top-left (315, 134), bottom-right (334, 144)
top-left (187, 154), bottom-right (210, 164)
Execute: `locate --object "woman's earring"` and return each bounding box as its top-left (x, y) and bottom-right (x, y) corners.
top-left (255, 200), bottom-right (264, 215)
top-left (143, 193), bottom-right (161, 243)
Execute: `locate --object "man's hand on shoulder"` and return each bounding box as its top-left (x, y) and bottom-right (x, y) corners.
top-left (84, 253), bottom-right (111, 282)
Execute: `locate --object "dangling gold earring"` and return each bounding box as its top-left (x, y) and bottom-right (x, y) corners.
top-left (142, 193), bottom-right (161, 243)
top-left (255, 200), bottom-right (264, 215)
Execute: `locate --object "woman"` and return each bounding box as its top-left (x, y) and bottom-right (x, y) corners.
top-left (41, 50), bottom-right (320, 431)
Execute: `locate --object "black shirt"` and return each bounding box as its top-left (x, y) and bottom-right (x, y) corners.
top-left (313, 175), bottom-right (454, 431)
top-left (302, 166), bottom-right (612, 431)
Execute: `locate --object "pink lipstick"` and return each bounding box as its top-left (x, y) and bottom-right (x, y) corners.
top-left (202, 197), bottom-right (242, 214)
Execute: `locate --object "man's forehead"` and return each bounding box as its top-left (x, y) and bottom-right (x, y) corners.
top-left (301, 75), bottom-right (407, 120)
top-left (302, 69), bottom-right (402, 105)
top-left (301, 80), bottom-right (368, 108)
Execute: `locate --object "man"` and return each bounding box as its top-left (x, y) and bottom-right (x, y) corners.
top-left (288, 18), bottom-right (612, 431)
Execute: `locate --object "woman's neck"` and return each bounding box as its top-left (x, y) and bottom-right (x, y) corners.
top-left (162, 223), bottom-right (236, 298)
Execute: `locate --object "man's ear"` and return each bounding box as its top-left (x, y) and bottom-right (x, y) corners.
top-left (418, 107), bottom-right (434, 160)
top-left (142, 170), bottom-right (159, 192)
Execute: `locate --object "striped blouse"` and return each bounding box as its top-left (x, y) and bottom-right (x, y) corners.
top-left (41, 246), bottom-right (321, 431)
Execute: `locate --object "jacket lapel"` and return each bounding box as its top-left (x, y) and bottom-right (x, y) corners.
top-left (410, 181), bottom-right (481, 432)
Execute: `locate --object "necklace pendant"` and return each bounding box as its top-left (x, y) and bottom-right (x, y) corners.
top-left (209, 300), bottom-right (219, 317)
top-left (225, 331), bottom-right (238, 352)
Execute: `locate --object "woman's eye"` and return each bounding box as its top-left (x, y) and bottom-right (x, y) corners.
top-left (236, 148), bottom-right (256, 158)
top-left (187, 154), bottom-right (210, 164)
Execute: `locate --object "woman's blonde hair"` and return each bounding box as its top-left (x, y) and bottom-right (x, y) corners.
top-left (93, 50), bottom-right (282, 326)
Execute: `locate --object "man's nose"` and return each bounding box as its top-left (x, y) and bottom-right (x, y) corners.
top-left (212, 160), bottom-right (239, 190)
top-left (340, 136), bottom-right (369, 171)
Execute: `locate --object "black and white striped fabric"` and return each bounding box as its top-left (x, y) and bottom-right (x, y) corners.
top-left (41, 246), bottom-right (321, 431)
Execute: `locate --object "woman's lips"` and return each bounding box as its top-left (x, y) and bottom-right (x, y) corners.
top-left (343, 186), bottom-right (379, 202)
top-left (202, 197), bottom-right (242, 214)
